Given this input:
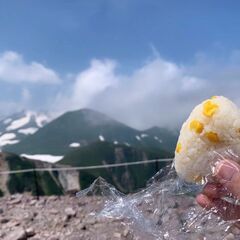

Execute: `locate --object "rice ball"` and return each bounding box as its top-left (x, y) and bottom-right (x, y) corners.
top-left (174, 96), bottom-right (240, 183)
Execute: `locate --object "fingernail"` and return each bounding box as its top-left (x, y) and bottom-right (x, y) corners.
top-left (215, 161), bottom-right (238, 181)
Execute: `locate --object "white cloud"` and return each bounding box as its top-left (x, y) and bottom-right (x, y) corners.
top-left (55, 57), bottom-right (206, 129)
top-left (72, 59), bottom-right (118, 107)
top-left (54, 52), bottom-right (240, 129)
top-left (54, 59), bottom-right (118, 111)
top-left (0, 51), bottom-right (60, 84)
top-left (91, 58), bottom-right (206, 129)
top-left (3, 50), bottom-right (239, 130)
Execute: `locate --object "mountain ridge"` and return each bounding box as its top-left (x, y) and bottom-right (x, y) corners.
top-left (4, 108), bottom-right (177, 157)
top-left (0, 108), bottom-right (177, 195)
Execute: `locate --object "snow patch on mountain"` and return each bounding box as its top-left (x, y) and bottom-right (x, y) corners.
top-left (0, 133), bottom-right (19, 147)
top-left (21, 154), bottom-right (63, 163)
top-left (0, 133), bottom-right (16, 141)
top-left (69, 142), bottom-right (80, 147)
top-left (99, 135), bottom-right (105, 141)
top-left (6, 113), bottom-right (31, 131)
top-left (2, 111), bottom-right (50, 133)
top-left (18, 128), bottom-right (38, 135)
top-left (154, 136), bottom-right (163, 143)
top-left (0, 111), bottom-right (50, 149)
top-left (135, 135), bottom-right (141, 141)
top-left (35, 114), bottom-right (49, 127)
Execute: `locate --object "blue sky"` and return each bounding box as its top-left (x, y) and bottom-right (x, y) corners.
top-left (1, 1), bottom-right (240, 69)
top-left (1, 0), bottom-right (240, 128)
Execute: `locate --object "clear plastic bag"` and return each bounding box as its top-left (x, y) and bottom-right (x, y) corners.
top-left (76, 146), bottom-right (240, 240)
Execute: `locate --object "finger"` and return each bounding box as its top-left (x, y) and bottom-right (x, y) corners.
top-left (214, 159), bottom-right (240, 199)
top-left (196, 194), bottom-right (240, 220)
top-left (202, 183), bottom-right (223, 199)
top-left (196, 194), bottom-right (213, 209)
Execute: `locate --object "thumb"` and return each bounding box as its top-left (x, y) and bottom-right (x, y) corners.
top-left (214, 159), bottom-right (240, 199)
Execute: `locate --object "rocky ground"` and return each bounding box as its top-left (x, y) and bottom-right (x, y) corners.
top-left (0, 194), bottom-right (240, 240)
top-left (0, 194), bottom-right (134, 240)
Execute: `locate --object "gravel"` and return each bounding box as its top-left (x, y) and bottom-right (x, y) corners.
top-left (0, 194), bottom-right (240, 240)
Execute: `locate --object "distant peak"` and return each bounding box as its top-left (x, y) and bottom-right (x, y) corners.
top-left (144, 126), bottom-right (161, 131)
top-left (79, 108), bottom-right (106, 115)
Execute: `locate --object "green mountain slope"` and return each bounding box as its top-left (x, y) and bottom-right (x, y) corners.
top-left (60, 141), bottom-right (171, 192)
top-left (144, 126), bottom-right (178, 152)
top-left (2, 153), bottom-right (63, 196)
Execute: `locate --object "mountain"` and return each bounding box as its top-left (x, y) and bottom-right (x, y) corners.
top-left (144, 126), bottom-right (178, 153)
top-left (4, 109), bottom-right (177, 157)
top-left (0, 111), bottom-right (49, 150)
top-left (0, 141), bottom-right (170, 196)
top-left (60, 141), bottom-right (170, 192)
top-left (0, 109), bottom-right (177, 195)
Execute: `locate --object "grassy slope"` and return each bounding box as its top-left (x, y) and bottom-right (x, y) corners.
top-left (5, 153), bottom-right (63, 195)
top-left (144, 126), bottom-right (178, 152)
top-left (60, 141), bottom-right (171, 192)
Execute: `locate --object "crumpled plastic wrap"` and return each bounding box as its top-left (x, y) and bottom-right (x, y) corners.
top-left (77, 146), bottom-right (240, 240)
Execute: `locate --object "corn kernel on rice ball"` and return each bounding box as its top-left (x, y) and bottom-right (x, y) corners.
top-left (174, 96), bottom-right (240, 183)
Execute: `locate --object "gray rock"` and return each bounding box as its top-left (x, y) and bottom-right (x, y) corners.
top-left (0, 217), bottom-right (9, 223)
top-left (49, 209), bottom-right (59, 215)
top-left (29, 200), bottom-right (37, 206)
top-left (223, 233), bottom-right (235, 240)
top-left (3, 227), bottom-right (26, 240)
top-left (64, 207), bottom-right (76, 218)
top-left (113, 232), bottom-right (121, 238)
top-left (26, 227), bottom-right (35, 237)
top-left (5, 220), bottom-right (21, 228)
top-left (47, 196), bottom-right (59, 202)
top-left (123, 228), bottom-right (129, 237)
top-left (9, 198), bottom-right (22, 205)
top-left (84, 217), bottom-right (97, 225)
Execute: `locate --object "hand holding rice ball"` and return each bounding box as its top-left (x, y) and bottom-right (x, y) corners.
top-left (174, 96), bottom-right (240, 183)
